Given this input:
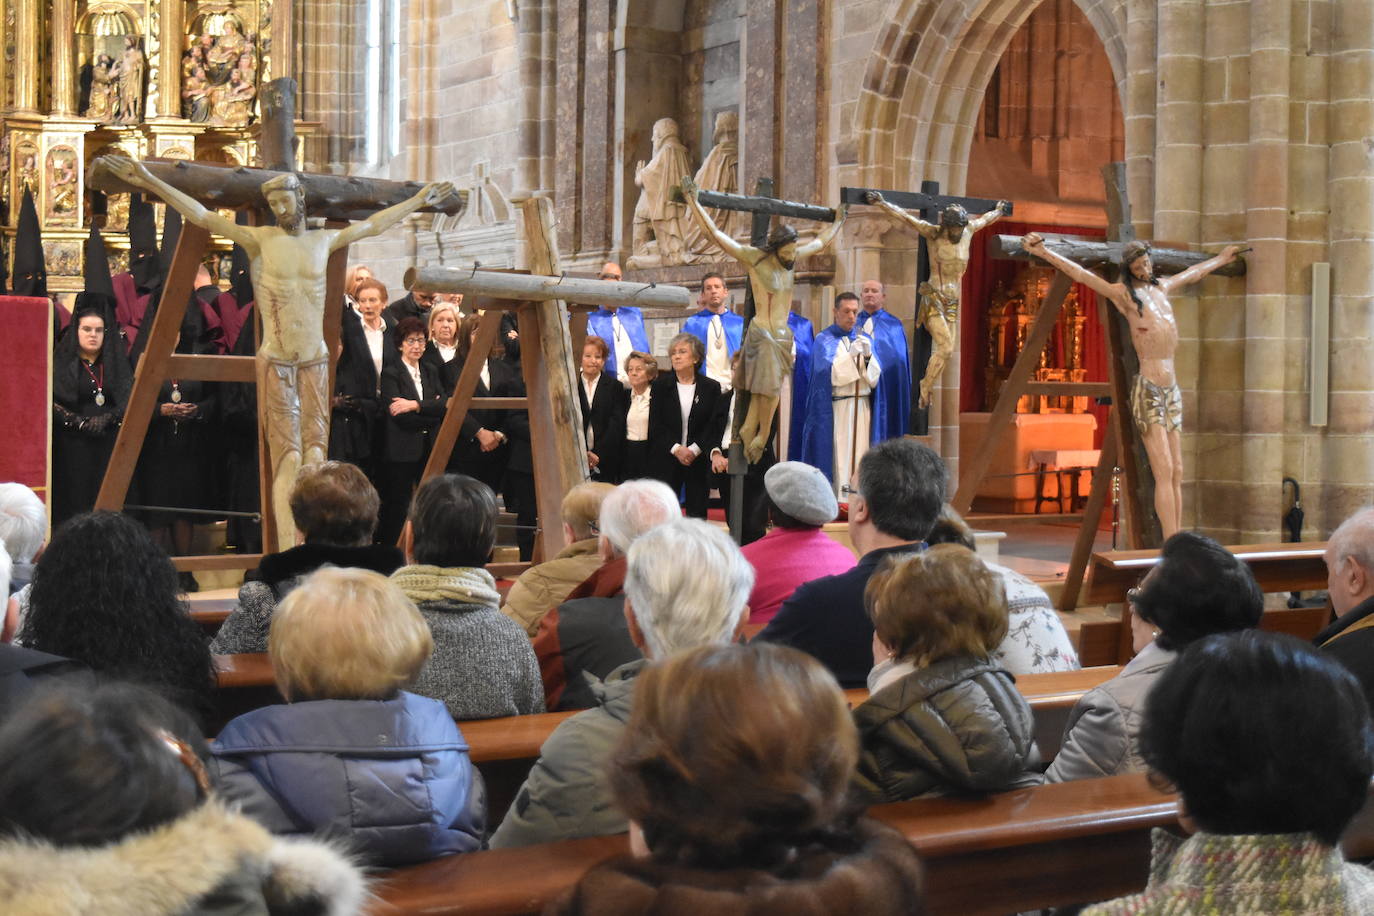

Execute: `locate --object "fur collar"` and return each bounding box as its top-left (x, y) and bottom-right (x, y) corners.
top-left (0, 800), bottom-right (367, 916)
top-left (253, 543), bottom-right (404, 590)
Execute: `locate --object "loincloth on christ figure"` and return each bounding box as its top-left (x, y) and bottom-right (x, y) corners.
top-left (917, 282), bottom-right (959, 325)
top-left (742, 322), bottom-right (795, 398)
top-left (1130, 374), bottom-right (1183, 435)
top-left (257, 354), bottom-right (330, 466)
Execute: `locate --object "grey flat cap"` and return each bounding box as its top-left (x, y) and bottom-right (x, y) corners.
top-left (763, 461), bottom-right (839, 527)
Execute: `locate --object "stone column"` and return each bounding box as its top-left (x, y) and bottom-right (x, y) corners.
top-left (1324, 0), bottom-right (1374, 532)
top-left (1122, 1), bottom-right (1156, 240)
top-left (12, 0), bottom-right (40, 113)
top-left (50, 0), bottom-right (77, 115)
top-left (148, 0), bottom-right (183, 119)
top-left (741, 0), bottom-right (777, 190)
top-left (553, 0), bottom-right (584, 255)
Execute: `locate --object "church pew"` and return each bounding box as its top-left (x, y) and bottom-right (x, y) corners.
top-left (210, 652), bottom-right (281, 734)
top-left (364, 771), bottom-right (1180, 916)
top-left (189, 596), bottom-right (235, 634)
top-left (1076, 604), bottom-right (1333, 667)
top-left (461, 666), bottom-right (1120, 823)
top-left (1082, 541), bottom-right (1329, 608)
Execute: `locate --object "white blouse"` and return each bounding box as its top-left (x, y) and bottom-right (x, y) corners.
top-left (626, 389), bottom-right (651, 441)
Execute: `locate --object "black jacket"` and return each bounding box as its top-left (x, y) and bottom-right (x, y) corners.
top-left (331, 309), bottom-right (395, 462)
top-left (384, 292), bottom-right (431, 326)
top-left (380, 360), bottom-right (446, 463)
top-left (577, 373), bottom-right (627, 481)
top-left (1317, 595), bottom-right (1373, 710)
top-left (756, 543), bottom-right (924, 688)
top-left (646, 372), bottom-right (724, 482)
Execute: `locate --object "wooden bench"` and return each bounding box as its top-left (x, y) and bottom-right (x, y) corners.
top-left (460, 666), bottom-right (1119, 823)
top-left (365, 771), bottom-right (1178, 916)
top-left (1083, 541), bottom-right (1329, 608)
top-left (190, 597), bottom-right (235, 634)
top-left (210, 652), bottom-right (281, 733)
top-left (1077, 604), bottom-right (1333, 667)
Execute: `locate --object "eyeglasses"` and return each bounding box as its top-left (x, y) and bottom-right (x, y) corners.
top-left (402, 337), bottom-right (426, 346)
top-left (840, 484), bottom-right (859, 499)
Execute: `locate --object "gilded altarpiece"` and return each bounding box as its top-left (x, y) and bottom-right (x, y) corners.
top-left (0, 0), bottom-right (300, 291)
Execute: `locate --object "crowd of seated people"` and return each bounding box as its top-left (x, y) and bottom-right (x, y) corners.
top-left (3, 452), bottom-right (1374, 914)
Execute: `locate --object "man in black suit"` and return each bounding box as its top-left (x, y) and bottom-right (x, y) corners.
top-left (384, 286), bottom-right (439, 325)
top-left (647, 332), bottom-right (724, 518)
top-left (755, 438), bottom-right (947, 687)
top-left (1316, 508), bottom-right (1374, 710)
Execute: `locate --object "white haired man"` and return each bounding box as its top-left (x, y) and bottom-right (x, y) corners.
top-left (0, 483), bottom-right (47, 642)
top-left (531, 479), bottom-right (681, 710)
top-left (489, 517), bottom-right (755, 848)
top-left (1316, 507), bottom-right (1374, 709)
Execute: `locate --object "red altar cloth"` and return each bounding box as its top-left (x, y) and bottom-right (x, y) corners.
top-left (0, 296), bottom-right (53, 504)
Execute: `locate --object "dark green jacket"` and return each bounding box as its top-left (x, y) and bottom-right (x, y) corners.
top-left (853, 654), bottom-right (1043, 804)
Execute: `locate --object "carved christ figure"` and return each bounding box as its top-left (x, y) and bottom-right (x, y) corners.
top-left (865, 192), bottom-right (1010, 408)
top-left (1022, 232), bottom-right (1241, 538)
top-left (681, 175), bottom-right (848, 463)
top-left (102, 155), bottom-right (453, 551)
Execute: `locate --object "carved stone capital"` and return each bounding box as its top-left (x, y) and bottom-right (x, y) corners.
top-left (847, 214), bottom-right (894, 246)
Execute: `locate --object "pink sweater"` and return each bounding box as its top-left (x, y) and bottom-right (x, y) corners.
top-left (742, 527), bottom-right (857, 625)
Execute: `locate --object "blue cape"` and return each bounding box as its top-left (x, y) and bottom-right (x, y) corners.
top-left (787, 311), bottom-right (814, 458)
top-left (860, 308), bottom-right (910, 440)
top-left (586, 306), bottom-right (649, 379)
top-left (682, 308), bottom-right (743, 357)
top-left (797, 324), bottom-right (889, 484)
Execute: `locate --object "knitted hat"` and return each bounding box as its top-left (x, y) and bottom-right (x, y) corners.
top-left (764, 461), bottom-right (838, 527)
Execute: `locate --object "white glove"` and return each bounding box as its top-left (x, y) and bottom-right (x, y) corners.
top-left (852, 335), bottom-right (873, 358)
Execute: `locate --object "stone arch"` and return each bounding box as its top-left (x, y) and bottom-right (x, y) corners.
top-left (854, 0), bottom-right (1126, 194)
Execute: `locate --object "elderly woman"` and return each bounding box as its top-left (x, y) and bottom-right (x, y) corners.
top-left (392, 474), bottom-right (542, 719)
top-left (551, 642), bottom-right (925, 915)
top-left (211, 567), bottom-right (485, 867)
top-left (1084, 631), bottom-right (1374, 914)
top-left (853, 543), bottom-right (1042, 803)
top-left (1046, 531), bottom-right (1263, 782)
top-left (501, 480), bottom-right (616, 636)
top-left (490, 517), bottom-right (753, 848)
top-left (619, 351), bottom-right (657, 480)
top-left (378, 315), bottom-right (447, 546)
top-left (330, 277), bottom-right (392, 475)
top-left (646, 332), bottom-right (724, 518)
top-left (421, 299), bottom-right (463, 391)
top-left (20, 511), bottom-right (216, 723)
top-left (926, 506), bottom-right (1079, 674)
top-left (212, 461), bottom-right (403, 655)
top-left (578, 335), bottom-right (626, 482)
top-left (446, 313), bottom-right (520, 493)
top-left (0, 682), bottom-right (367, 914)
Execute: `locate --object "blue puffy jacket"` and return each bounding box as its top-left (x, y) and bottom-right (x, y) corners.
top-left (210, 691), bottom-right (485, 866)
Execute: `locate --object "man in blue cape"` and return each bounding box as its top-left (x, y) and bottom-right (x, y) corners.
top-left (858, 279), bottom-right (910, 440)
top-left (798, 293), bottom-right (885, 491)
top-left (681, 272), bottom-right (742, 391)
top-left (783, 310), bottom-right (814, 460)
top-left (584, 261), bottom-right (649, 381)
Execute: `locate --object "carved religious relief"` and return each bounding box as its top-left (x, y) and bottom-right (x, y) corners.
top-left (46, 146), bottom-right (80, 225)
top-left (626, 118), bottom-right (696, 269)
top-left (184, 16), bottom-right (260, 128)
top-left (84, 53), bottom-right (120, 122)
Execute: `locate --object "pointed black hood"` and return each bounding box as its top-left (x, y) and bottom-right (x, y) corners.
top-left (12, 188), bottom-right (47, 297)
top-left (127, 193), bottom-right (162, 292)
top-left (83, 223), bottom-right (117, 301)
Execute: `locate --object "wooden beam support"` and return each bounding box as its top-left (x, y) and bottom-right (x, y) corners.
top-left (669, 186), bottom-right (836, 223)
top-left (990, 233), bottom-right (1246, 278)
top-left (96, 223), bottom-right (213, 510)
top-left (952, 272), bottom-right (1073, 514)
top-left (165, 354), bottom-right (257, 382)
top-left (841, 185), bottom-right (1009, 215)
top-left (88, 158), bottom-right (467, 222)
top-left (1059, 429), bottom-right (1119, 611)
top-left (419, 310), bottom-right (508, 483)
top-left (404, 267), bottom-right (693, 310)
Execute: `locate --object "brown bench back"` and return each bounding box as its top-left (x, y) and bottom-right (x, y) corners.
top-left (1077, 604), bottom-right (1333, 667)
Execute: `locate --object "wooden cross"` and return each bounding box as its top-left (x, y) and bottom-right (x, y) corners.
top-left (86, 79), bottom-right (464, 559)
top-left (676, 178), bottom-right (837, 542)
top-left (840, 183), bottom-right (1011, 435)
top-left (956, 163), bottom-right (1246, 608)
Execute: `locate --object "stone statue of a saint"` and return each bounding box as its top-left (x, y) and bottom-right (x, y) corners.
top-left (627, 118), bottom-right (695, 268)
top-left (685, 110), bottom-right (746, 250)
top-left (103, 154), bottom-right (454, 551)
top-left (681, 175), bottom-right (848, 463)
top-left (182, 66), bottom-right (212, 122)
top-left (1022, 232), bottom-right (1241, 538)
top-left (865, 191), bottom-right (1009, 409)
top-left (115, 37), bottom-right (145, 123)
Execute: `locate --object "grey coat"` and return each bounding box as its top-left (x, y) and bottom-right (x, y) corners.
top-left (1045, 640), bottom-right (1176, 783)
top-left (853, 654), bottom-right (1043, 804)
top-left (411, 598), bottom-right (545, 720)
top-left (488, 659), bottom-right (645, 848)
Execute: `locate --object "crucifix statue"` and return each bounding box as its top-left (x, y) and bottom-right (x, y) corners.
top-left (102, 155), bottom-right (452, 550)
top-left (1021, 232), bottom-right (1242, 538)
top-left (679, 176), bottom-right (847, 463)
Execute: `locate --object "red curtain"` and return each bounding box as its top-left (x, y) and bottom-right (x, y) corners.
top-left (0, 296), bottom-right (54, 502)
top-left (959, 221), bottom-right (1109, 447)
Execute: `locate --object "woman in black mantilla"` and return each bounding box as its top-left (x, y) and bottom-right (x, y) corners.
top-left (51, 295), bottom-right (132, 527)
top-left (134, 291), bottom-right (218, 587)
